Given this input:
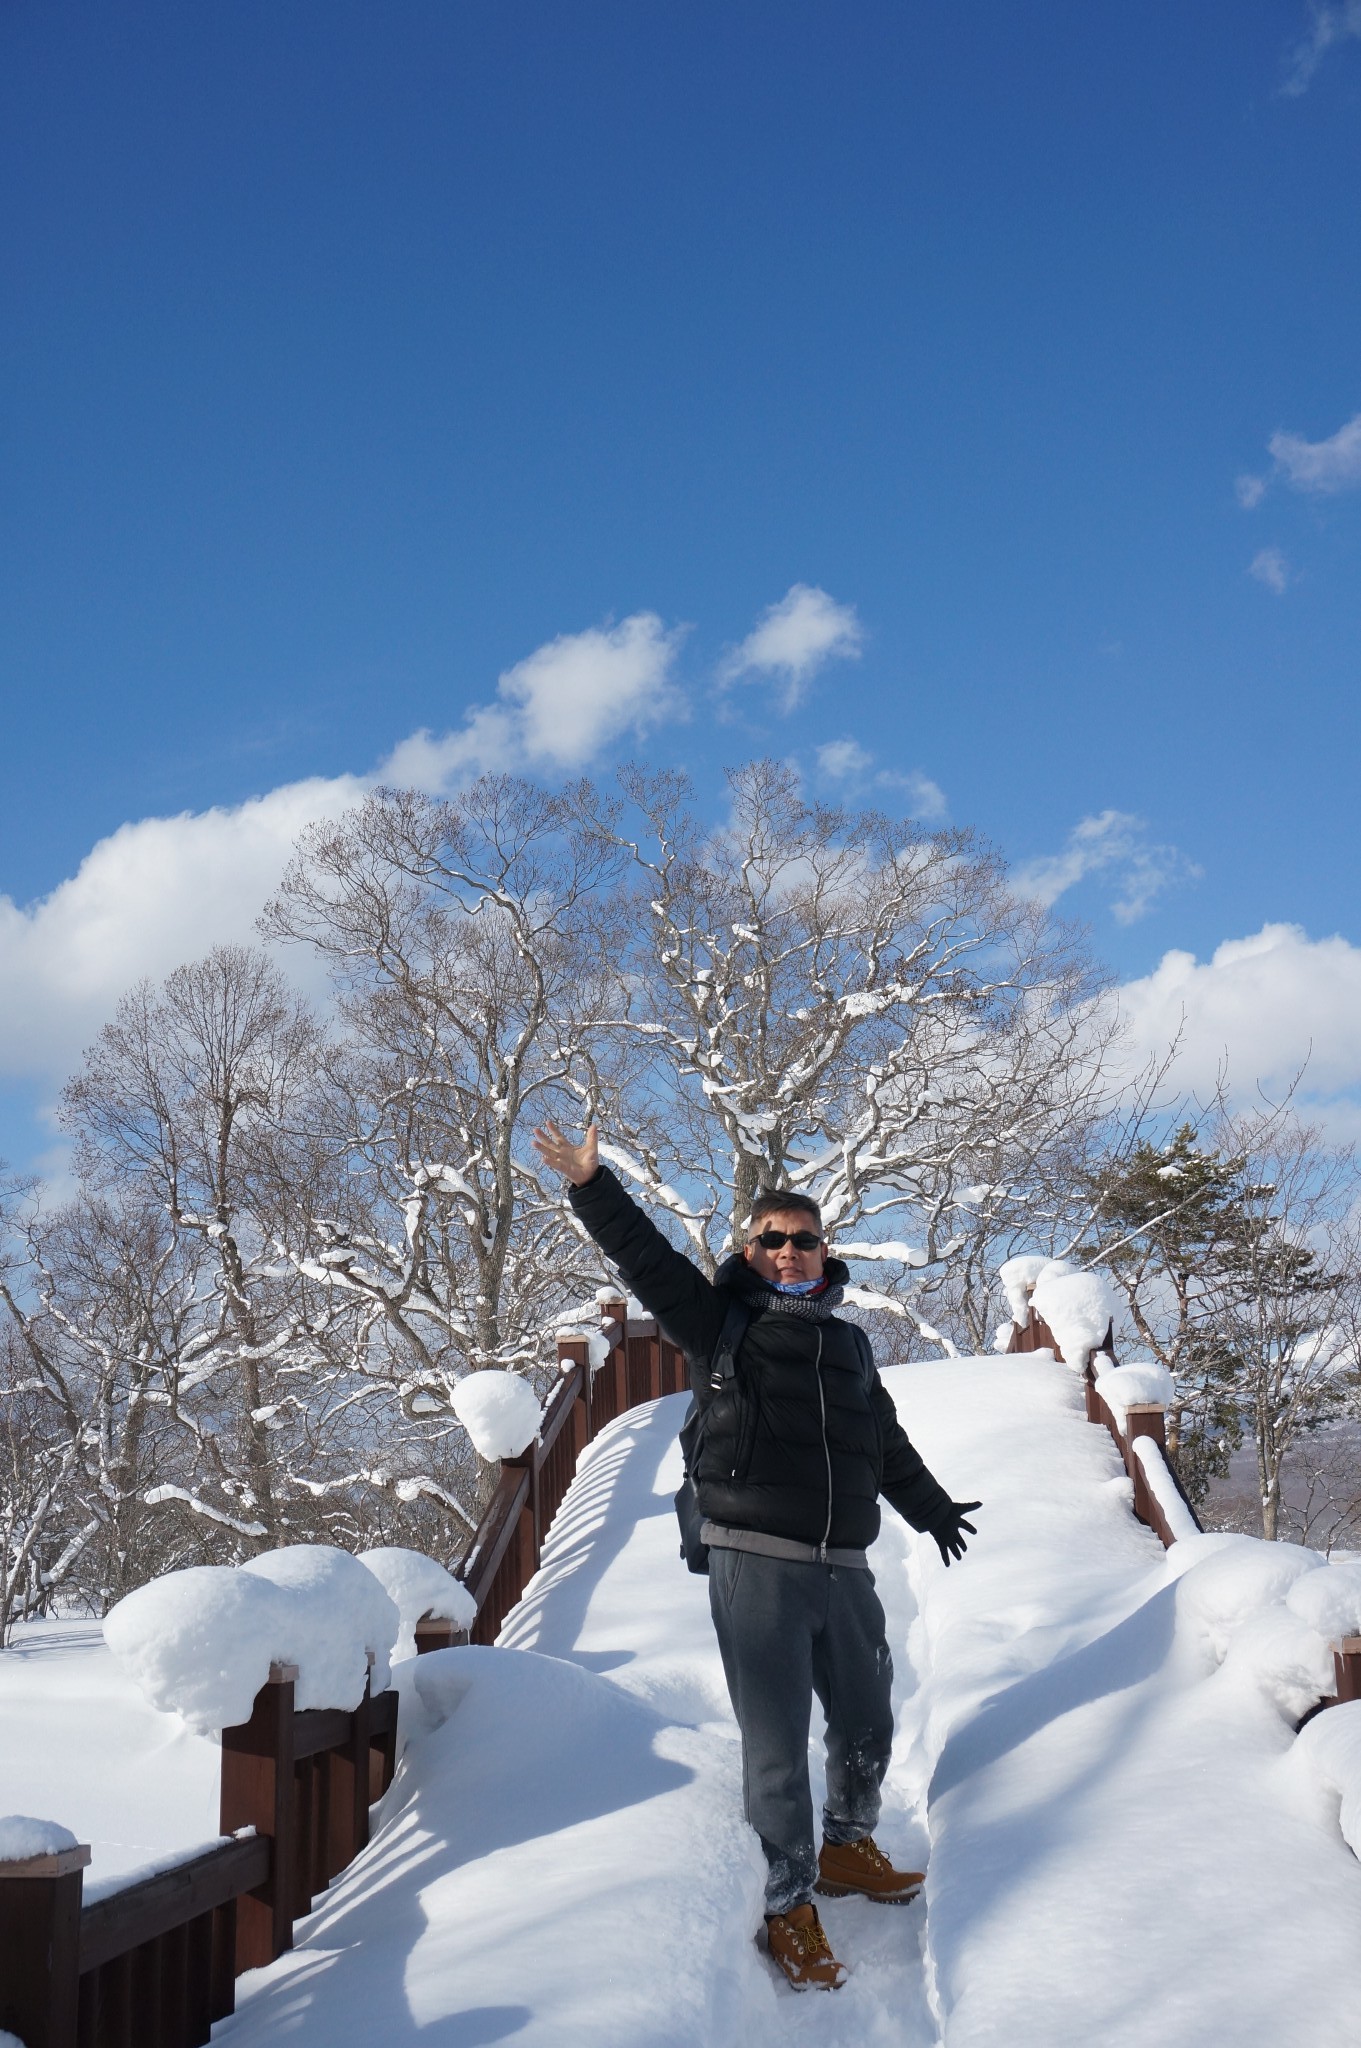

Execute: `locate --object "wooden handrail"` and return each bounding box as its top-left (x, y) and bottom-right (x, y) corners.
top-left (78, 1833), bottom-right (270, 1975)
top-left (535, 1363), bottom-right (582, 1464)
top-left (458, 1464), bottom-right (533, 1623)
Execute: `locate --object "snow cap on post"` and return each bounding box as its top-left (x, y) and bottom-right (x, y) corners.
top-left (359, 1546), bottom-right (477, 1660)
top-left (1293, 1697), bottom-right (1361, 1861)
top-left (451, 1370), bottom-right (543, 1459)
top-left (0, 1816), bottom-right (82, 1863)
top-left (104, 1546), bottom-right (399, 1732)
top-left (1029, 1263), bottom-right (1116, 1368)
top-left (997, 1254), bottom-right (1053, 1326)
top-left (555, 1322), bottom-right (614, 1370)
top-left (1174, 1536), bottom-right (1324, 1663)
top-left (241, 1545), bottom-right (399, 1699)
top-left (1287, 1559), bottom-right (1361, 1644)
top-left (1092, 1360), bottom-right (1174, 1433)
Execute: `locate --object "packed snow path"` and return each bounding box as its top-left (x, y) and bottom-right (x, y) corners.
top-left (8, 1356), bottom-right (1361, 2044)
top-left (217, 1382), bottom-right (936, 2048)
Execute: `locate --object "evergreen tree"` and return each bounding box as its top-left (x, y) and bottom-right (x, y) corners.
top-left (1090, 1116), bottom-right (1359, 1531)
top-left (1087, 1125), bottom-right (1249, 1506)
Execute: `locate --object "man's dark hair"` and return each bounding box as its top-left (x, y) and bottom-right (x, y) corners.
top-left (747, 1188), bottom-right (824, 1236)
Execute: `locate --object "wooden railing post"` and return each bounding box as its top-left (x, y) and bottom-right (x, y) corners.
top-left (220, 1662), bottom-right (298, 1970)
top-left (1125, 1404), bottom-right (1166, 1529)
top-left (612, 1322), bottom-right (628, 1419)
top-left (623, 1316), bottom-right (657, 1410)
top-left (368, 1692), bottom-right (400, 1805)
top-left (414, 1614), bottom-right (469, 1653)
top-left (575, 1354), bottom-right (592, 1451)
top-left (324, 1664), bottom-right (374, 1884)
top-left (503, 1446), bottom-right (543, 1572)
top-left (518, 1494), bottom-right (538, 1582)
top-left (558, 1340), bottom-right (591, 1457)
top-left (1082, 1360), bottom-right (1101, 1422)
top-left (0, 1841), bottom-right (89, 2048)
top-left (647, 1327), bottom-right (662, 1402)
top-left (594, 1299), bottom-right (626, 1433)
top-left (1335, 1638), bottom-right (1361, 1704)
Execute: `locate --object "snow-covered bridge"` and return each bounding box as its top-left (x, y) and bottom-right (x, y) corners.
top-left (8, 1351), bottom-right (1361, 2047)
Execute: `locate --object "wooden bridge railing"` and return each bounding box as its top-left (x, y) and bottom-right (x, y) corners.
top-left (1005, 1300), bottom-right (1361, 1721)
top-left (0, 1296), bottom-right (684, 2048)
top-left (1006, 1302), bottom-right (1204, 1546)
top-left (0, 1660), bottom-right (402, 2048)
top-left (455, 1299), bottom-right (687, 1646)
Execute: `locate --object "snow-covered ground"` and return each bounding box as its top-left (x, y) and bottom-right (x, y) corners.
top-left (5, 1354), bottom-right (1361, 2044)
top-left (0, 1618), bottom-right (222, 1899)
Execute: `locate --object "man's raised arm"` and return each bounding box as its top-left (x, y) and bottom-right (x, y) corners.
top-left (532, 1121), bottom-right (723, 1363)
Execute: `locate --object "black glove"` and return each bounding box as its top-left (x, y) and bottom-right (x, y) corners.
top-left (930, 1500), bottom-right (981, 1567)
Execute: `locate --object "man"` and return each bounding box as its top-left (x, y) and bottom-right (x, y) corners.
top-left (532, 1119), bottom-right (980, 1993)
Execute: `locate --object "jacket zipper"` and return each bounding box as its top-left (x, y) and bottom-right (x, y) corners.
top-left (814, 1326), bottom-right (832, 1560)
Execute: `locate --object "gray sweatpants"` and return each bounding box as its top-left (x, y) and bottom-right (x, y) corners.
top-left (707, 1546), bottom-right (895, 1916)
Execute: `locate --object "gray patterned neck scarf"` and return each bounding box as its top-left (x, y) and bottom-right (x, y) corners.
top-left (721, 1256), bottom-right (850, 1322)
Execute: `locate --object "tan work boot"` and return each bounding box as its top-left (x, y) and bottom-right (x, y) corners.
top-left (815, 1834), bottom-right (924, 1903)
top-left (764, 1902), bottom-right (848, 1990)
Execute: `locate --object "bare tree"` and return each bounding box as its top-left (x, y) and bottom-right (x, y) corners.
top-left (582, 759), bottom-right (1112, 1351)
top-left (56, 946), bottom-right (388, 1556)
top-left (1278, 1426), bottom-right (1361, 1554)
top-left (1207, 1108), bottom-right (1360, 1540)
top-left (0, 1317), bottom-right (90, 1642)
top-left (264, 778), bottom-right (624, 1449)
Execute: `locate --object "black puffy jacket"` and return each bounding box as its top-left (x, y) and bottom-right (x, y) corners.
top-left (569, 1167), bottom-right (954, 1550)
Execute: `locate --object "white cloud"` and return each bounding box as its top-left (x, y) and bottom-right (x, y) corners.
top-left (380, 612), bottom-right (686, 791)
top-left (1267, 412), bottom-right (1361, 495)
top-left (817, 738), bottom-right (873, 779)
top-left (1236, 410), bottom-right (1361, 509)
top-left (885, 771), bottom-right (949, 823)
top-left (1118, 924), bottom-right (1361, 1129)
top-left (0, 612), bottom-right (692, 1095)
top-left (0, 775), bottom-right (364, 1083)
top-left (816, 740), bottom-right (948, 821)
top-left (1282, 1), bottom-right (1361, 95)
top-left (1012, 811), bottom-right (1197, 925)
top-left (1250, 546), bottom-right (1291, 594)
top-left (722, 586), bottom-right (864, 708)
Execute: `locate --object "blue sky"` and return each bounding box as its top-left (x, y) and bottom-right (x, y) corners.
top-left (3, 0), bottom-right (1360, 1176)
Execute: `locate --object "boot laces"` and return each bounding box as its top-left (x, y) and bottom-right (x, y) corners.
top-left (790, 1918), bottom-right (832, 1959)
top-left (856, 1836), bottom-right (891, 1871)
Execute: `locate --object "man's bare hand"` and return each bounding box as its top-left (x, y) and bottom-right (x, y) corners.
top-left (532, 1119), bottom-right (600, 1187)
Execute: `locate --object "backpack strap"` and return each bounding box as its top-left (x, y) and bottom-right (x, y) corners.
top-left (708, 1297), bottom-right (752, 1389)
top-left (679, 1298), bottom-right (752, 1482)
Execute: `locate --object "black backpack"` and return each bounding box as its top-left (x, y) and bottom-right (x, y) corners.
top-left (672, 1303), bottom-right (877, 1574)
top-left (673, 1299), bottom-right (751, 1575)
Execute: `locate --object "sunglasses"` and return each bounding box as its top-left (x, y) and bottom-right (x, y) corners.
top-left (751, 1228), bottom-right (823, 1252)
